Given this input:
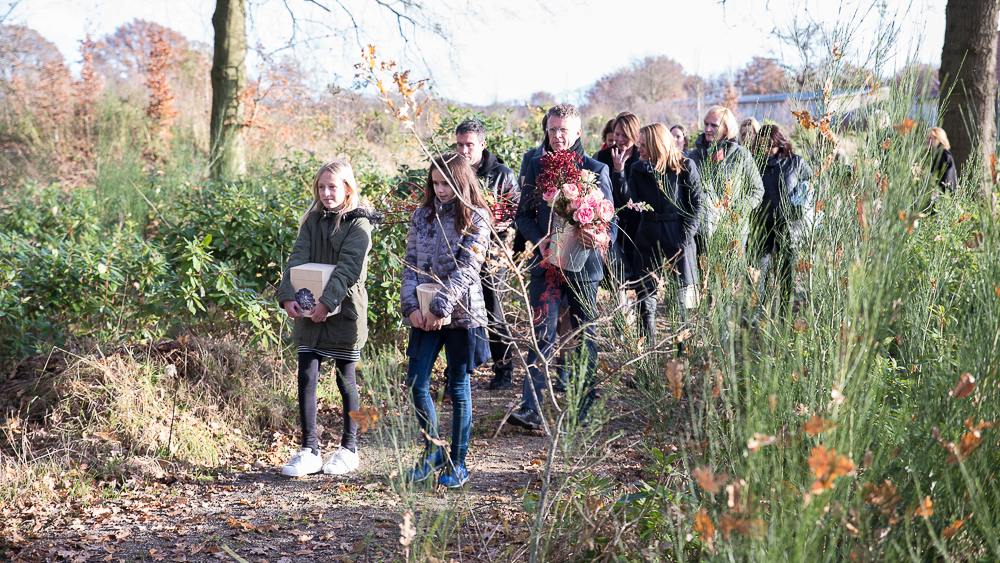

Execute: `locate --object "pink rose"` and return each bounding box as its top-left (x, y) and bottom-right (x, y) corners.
top-left (583, 193), bottom-right (600, 209)
top-left (562, 183), bottom-right (580, 199)
top-left (597, 199), bottom-right (614, 222)
top-left (569, 197), bottom-right (582, 210)
top-left (573, 205), bottom-right (595, 224)
top-left (542, 187), bottom-right (559, 202)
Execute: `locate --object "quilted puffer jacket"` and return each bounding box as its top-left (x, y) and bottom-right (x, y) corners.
top-left (400, 198), bottom-right (491, 329)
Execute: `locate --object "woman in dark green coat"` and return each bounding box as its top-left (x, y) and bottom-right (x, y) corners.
top-left (275, 160), bottom-right (383, 478)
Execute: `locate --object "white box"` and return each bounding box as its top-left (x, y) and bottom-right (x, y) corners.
top-left (290, 263), bottom-right (341, 316)
top-left (417, 283), bottom-right (451, 325)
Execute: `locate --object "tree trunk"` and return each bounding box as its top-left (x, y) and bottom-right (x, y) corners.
top-left (938, 0), bottom-right (1000, 205)
top-left (210, 0), bottom-right (247, 182)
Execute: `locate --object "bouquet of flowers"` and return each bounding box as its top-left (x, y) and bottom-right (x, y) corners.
top-left (537, 151), bottom-right (615, 271)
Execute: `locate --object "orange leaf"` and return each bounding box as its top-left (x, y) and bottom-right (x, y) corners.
top-left (995, 284), bottom-right (1000, 300)
top-left (942, 518), bottom-right (964, 540)
top-left (914, 496), bottom-right (933, 519)
top-left (348, 405), bottom-right (380, 433)
top-left (694, 508), bottom-right (715, 541)
top-left (950, 373), bottom-right (975, 399)
top-left (693, 467), bottom-right (729, 494)
top-left (791, 110), bottom-right (815, 130)
top-left (857, 200), bottom-right (868, 232)
top-left (794, 260), bottom-right (813, 273)
top-left (808, 445), bottom-right (855, 492)
top-left (792, 318), bottom-right (810, 332)
top-left (892, 118), bottom-right (916, 134)
top-left (801, 415), bottom-right (838, 436)
top-left (665, 359), bottom-right (685, 401)
top-left (882, 138), bottom-right (891, 150)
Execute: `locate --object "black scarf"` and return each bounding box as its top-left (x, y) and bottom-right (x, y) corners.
top-left (543, 136), bottom-right (586, 159)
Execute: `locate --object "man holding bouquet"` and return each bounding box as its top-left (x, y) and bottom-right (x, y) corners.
top-left (510, 103), bottom-right (617, 430)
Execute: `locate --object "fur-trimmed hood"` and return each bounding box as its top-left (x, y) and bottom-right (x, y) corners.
top-left (343, 207), bottom-right (384, 225)
top-left (321, 206), bottom-right (384, 225)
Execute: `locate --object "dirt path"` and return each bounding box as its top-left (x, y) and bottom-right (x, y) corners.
top-left (7, 370), bottom-right (651, 563)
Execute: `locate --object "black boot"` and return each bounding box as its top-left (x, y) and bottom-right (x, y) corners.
top-left (638, 294), bottom-right (657, 342)
top-left (487, 369), bottom-right (513, 390)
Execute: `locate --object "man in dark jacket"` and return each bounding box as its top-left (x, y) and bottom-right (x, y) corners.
top-left (455, 120), bottom-right (520, 389)
top-left (509, 104), bottom-right (617, 430)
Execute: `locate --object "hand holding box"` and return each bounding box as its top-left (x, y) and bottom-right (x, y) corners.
top-left (290, 263), bottom-right (342, 317)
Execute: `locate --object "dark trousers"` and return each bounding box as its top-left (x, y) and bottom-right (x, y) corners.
top-left (521, 273), bottom-right (599, 417)
top-left (754, 230), bottom-right (795, 311)
top-left (481, 267), bottom-right (513, 373)
top-left (405, 328), bottom-right (473, 464)
top-left (297, 353), bottom-right (359, 452)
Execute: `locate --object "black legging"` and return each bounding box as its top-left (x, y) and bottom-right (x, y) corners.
top-left (297, 352), bottom-right (359, 453)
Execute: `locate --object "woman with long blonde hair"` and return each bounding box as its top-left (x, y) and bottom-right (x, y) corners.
top-left (628, 123), bottom-right (703, 337)
top-left (926, 127), bottom-right (957, 192)
top-left (276, 159), bottom-right (382, 477)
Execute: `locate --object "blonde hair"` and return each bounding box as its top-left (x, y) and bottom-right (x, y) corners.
top-left (640, 123), bottom-right (685, 175)
top-left (299, 160), bottom-right (364, 232)
top-left (705, 106), bottom-right (740, 141)
top-left (739, 117), bottom-right (760, 143)
top-left (928, 127), bottom-right (951, 150)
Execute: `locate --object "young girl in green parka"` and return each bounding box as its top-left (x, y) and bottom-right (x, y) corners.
top-left (276, 160), bottom-right (383, 477)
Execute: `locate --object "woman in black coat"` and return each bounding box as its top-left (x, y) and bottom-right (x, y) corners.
top-left (596, 112), bottom-right (643, 284)
top-left (748, 124), bottom-right (813, 312)
top-left (629, 123), bottom-right (702, 338)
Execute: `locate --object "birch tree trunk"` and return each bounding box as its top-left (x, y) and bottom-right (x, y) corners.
top-left (210, 0), bottom-right (247, 181)
top-left (938, 0), bottom-right (1000, 205)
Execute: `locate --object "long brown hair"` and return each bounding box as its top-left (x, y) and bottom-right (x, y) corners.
top-left (423, 152), bottom-right (492, 234)
top-left (640, 123), bottom-right (685, 174)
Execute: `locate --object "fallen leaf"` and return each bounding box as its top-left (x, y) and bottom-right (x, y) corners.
top-left (747, 267), bottom-right (761, 284)
top-left (942, 518), bottom-right (964, 540)
top-left (914, 496), bottom-right (933, 519)
top-left (747, 433), bottom-right (777, 454)
top-left (808, 445), bottom-right (855, 493)
top-left (793, 260), bottom-right (812, 273)
top-left (950, 373), bottom-right (975, 399)
top-left (792, 318), bottom-right (809, 332)
top-left (665, 359), bottom-right (684, 401)
top-left (399, 511), bottom-right (416, 548)
top-left (863, 479), bottom-right (901, 518)
top-left (964, 233), bottom-right (984, 249)
top-left (693, 467), bottom-right (729, 494)
top-left (801, 415), bottom-right (838, 436)
top-left (718, 513), bottom-right (766, 539)
top-left (693, 509), bottom-right (715, 551)
top-left (882, 138), bottom-right (891, 150)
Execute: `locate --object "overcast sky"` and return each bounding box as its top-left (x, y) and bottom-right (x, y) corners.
top-left (7, 0), bottom-right (947, 105)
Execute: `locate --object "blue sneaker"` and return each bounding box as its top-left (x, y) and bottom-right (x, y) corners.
top-left (439, 463), bottom-right (469, 488)
top-left (407, 449), bottom-right (447, 482)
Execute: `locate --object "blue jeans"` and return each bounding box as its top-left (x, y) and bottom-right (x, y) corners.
top-left (406, 327), bottom-right (474, 465)
top-left (521, 273), bottom-right (599, 417)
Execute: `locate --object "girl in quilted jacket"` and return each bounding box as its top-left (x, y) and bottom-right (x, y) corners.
top-left (401, 152), bottom-right (492, 488)
top-left (275, 160), bottom-right (382, 478)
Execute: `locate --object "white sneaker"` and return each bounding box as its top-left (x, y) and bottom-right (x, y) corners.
top-left (281, 448), bottom-right (323, 477)
top-left (322, 446), bottom-right (360, 475)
